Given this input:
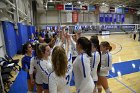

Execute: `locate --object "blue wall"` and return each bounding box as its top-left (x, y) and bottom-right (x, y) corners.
top-left (2, 21), bottom-right (17, 57)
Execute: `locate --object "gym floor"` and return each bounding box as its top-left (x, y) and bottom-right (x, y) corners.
top-left (12, 34), bottom-right (140, 93)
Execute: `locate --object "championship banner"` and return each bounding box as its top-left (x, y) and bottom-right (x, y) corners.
top-left (47, 4), bottom-right (55, 10)
top-left (73, 5), bottom-right (80, 10)
top-left (82, 5), bottom-right (88, 10)
top-left (56, 4), bottom-right (64, 10)
top-left (129, 8), bottom-right (137, 14)
top-left (72, 12), bottom-right (78, 23)
top-left (65, 5), bottom-right (73, 10)
top-left (124, 7), bottom-right (129, 13)
top-left (88, 5), bottom-right (96, 11)
top-left (110, 7), bottom-right (115, 13)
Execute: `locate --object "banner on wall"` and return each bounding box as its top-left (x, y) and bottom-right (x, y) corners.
top-left (109, 14), bottom-right (113, 22)
top-left (82, 6), bottom-right (88, 10)
top-left (124, 8), bottom-right (129, 13)
top-left (110, 7), bottom-right (115, 13)
top-left (66, 12), bottom-right (72, 22)
top-left (56, 4), bottom-right (64, 10)
top-left (73, 5), bottom-right (80, 10)
top-left (113, 14), bottom-right (117, 22)
top-left (129, 8), bottom-right (137, 14)
top-left (65, 5), bottom-right (73, 10)
top-left (99, 13), bottom-right (104, 22)
top-left (47, 4), bottom-right (55, 10)
top-left (72, 12), bottom-right (78, 23)
top-left (88, 5), bottom-right (96, 11)
top-left (121, 14), bottom-right (125, 22)
top-left (105, 14), bottom-right (109, 22)
top-left (115, 7), bottom-right (124, 14)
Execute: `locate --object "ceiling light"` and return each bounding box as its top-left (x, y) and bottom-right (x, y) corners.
top-left (49, 0), bottom-right (53, 2)
top-left (66, 2), bottom-right (72, 5)
top-left (77, 1), bottom-right (81, 4)
top-left (101, 2), bottom-right (108, 6)
top-left (102, 3), bottom-right (105, 5)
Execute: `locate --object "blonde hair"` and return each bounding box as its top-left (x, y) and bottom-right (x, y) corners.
top-left (36, 43), bottom-right (49, 59)
top-left (51, 46), bottom-right (68, 77)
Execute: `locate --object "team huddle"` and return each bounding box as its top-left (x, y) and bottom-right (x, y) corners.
top-left (21, 26), bottom-right (112, 93)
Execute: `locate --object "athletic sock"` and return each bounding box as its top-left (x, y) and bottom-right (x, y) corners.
top-left (105, 88), bottom-right (111, 93)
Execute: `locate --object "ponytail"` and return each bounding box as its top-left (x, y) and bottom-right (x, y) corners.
top-left (36, 43), bottom-right (49, 59)
top-left (77, 37), bottom-right (92, 57)
top-left (109, 46), bottom-right (112, 51)
top-left (90, 36), bottom-right (101, 72)
top-left (85, 40), bottom-right (92, 57)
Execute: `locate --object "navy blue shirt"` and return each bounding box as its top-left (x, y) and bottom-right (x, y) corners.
top-left (22, 55), bottom-right (32, 79)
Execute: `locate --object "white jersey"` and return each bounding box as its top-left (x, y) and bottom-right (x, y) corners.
top-left (90, 51), bottom-right (100, 82)
top-left (29, 57), bottom-right (43, 84)
top-left (49, 45), bottom-right (73, 93)
top-left (49, 72), bottom-right (68, 93)
top-left (73, 53), bottom-right (94, 93)
top-left (38, 58), bottom-right (52, 84)
top-left (99, 52), bottom-right (112, 76)
top-left (66, 47), bottom-right (73, 92)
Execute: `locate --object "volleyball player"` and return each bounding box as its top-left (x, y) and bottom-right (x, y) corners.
top-left (73, 37), bottom-right (94, 93)
top-left (97, 41), bottom-right (112, 93)
top-left (29, 44), bottom-right (43, 93)
top-left (49, 33), bottom-right (73, 93)
top-left (90, 36), bottom-right (101, 93)
top-left (21, 42), bottom-right (35, 93)
top-left (37, 43), bottom-right (52, 93)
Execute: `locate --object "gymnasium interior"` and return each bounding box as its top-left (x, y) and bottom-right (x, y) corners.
top-left (0, 0), bottom-right (140, 93)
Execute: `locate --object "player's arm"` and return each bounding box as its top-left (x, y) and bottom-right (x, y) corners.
top-left (29, 57), bottom-right (35, 84)
top-left (70, 35), bottom-right (76, 49)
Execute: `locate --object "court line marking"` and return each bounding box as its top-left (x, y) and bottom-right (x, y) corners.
top-left (109, 41), bottom-right (122, 55)
top-left (109, 74), bottom-right (136, 93)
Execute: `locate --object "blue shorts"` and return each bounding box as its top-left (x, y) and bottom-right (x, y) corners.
top-left (42, 83), bottom-right (48, 90)
top-left (94, 81), bottom-right (97, 85)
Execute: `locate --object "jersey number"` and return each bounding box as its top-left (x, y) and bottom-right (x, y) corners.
top-left (66, 75), bottom-right (70, 85)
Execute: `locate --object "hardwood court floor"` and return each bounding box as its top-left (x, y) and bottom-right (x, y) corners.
top-left (70, 34), bottom-right (140, 93)
top-left (12, 34), bottom-right (140, 93)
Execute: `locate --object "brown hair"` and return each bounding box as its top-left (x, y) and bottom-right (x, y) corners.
top-left (22, 42), bottom-right (32, 55)
top-left (51, 46), bottom-right (68, 77)
top-left (77, 37), bottom-right (92, 57)
top-left (36, 43), bottom-right (49, 59)
top-left (100, 41), bottom-right (112, 51)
